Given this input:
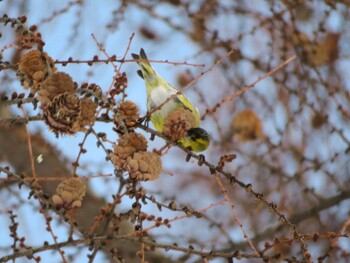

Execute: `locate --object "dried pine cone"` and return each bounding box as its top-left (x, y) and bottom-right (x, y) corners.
top-left (111, 132), bottom-right (148, 169)
top-left (44, 92), bottom-right (80, 135)
top-left (115, 100), bottom-right (139, 130)
top-left (72, 98), bottom-right (97, 132)
top-left (18, 50), bottom-right (56, 92)
top-left (52, 177), bottom-right (86, 208)
top-left (291, 32), bottom-right (339, 67)
top-left (163, 108), bottom-right (196, 140)
top-left (231, 109), bottom-right (264, 142)
top-left (118, 132), bottom-right (148, 151)
top-left (126, 152), bottom-right (162, 181)
top-left (112, 72), bottom-right (128, 95)
top-left (37, 72), bottom-right (75, 109)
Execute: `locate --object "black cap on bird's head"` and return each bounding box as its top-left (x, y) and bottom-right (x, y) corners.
top-left (186, 127), bottom-right (210, 152)
top-left (187, 127), bottom-right (210, 140)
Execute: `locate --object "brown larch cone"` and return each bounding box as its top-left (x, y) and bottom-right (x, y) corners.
top-left (44, 92), bottom-right (81, 135)
top-left (111, 132), bottom-right (148, 170)
top-left (163, 108), bottom-right (196, 140)
top-left (126, 152), bottom-right (162, 181)
top-left (18, 50), bottom-right (56, 93)
top-left (37, 72), bottom-right (75, 109)
top-left (231, 109), bottom-right (264, 142)
top-left (52, 177), bottom-right (86, 208)
top-left (115, 100), bottom-right (140, 130)
top-left (72, 98), bottom-right (98, 132)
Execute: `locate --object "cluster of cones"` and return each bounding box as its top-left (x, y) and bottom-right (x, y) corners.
top-left (18, 50), bottom-right (97, 136)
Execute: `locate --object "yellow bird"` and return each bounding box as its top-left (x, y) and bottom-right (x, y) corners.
top-left (132, 48), bottom-right (210, 152)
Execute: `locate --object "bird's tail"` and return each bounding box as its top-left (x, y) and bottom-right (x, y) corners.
top-left (131, 48), bottom-right (148, 62)
top-left (131, 48), bottom-right (157, 82)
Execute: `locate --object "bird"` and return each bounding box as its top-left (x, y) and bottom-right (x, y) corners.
top-left (131, 48), bottom-right (210, 152)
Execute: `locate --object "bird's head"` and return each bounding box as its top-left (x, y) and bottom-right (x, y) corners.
top-left (180, 127), bottom-right (210, 152)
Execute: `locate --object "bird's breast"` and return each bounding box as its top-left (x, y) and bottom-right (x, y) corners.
top-left (147, 86), bottom-right (178, 118)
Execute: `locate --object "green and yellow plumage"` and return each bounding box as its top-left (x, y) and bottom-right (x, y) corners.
top-left (131, 48), bottom-right (210, 152)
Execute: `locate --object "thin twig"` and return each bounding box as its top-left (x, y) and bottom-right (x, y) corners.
top-left (203, 55), bottom-right (297, 118)
top-left (129, 200), bottom-right (226, 235)
top-left (20, 106), bottom-right (36, 179)
top-left (0, 173), bottom-right (112, 181)
top-left (213, 173), bottom-right (260, 257)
